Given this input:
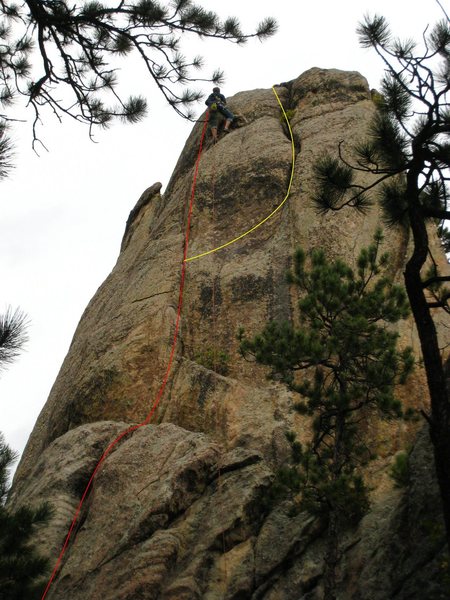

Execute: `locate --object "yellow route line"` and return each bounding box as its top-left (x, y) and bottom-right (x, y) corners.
top-left (184, 85), bottom-right (295, 263)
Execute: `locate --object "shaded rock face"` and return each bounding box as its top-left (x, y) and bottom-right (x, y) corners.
top-left (11, 422), bottom-right (447, 599)
top-left (11, 68), bottom-right (450, 598)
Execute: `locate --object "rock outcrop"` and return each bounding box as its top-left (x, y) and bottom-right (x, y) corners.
top-left (10, 68), bottom-right (450, 599)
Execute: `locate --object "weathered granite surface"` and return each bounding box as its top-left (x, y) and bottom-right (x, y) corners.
top-left (10, 68), bottom-right (450, 599)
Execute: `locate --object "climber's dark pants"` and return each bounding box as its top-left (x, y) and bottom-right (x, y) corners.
top-left (218, 105), bottom-right (234, 122)
top-left (208, 106), bottom-right (233, 133)
top-left (208, 110), bottom-right (221, 129)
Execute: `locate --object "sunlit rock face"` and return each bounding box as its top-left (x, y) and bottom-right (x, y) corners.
top-left (11, 68), bottom-right (449, 599)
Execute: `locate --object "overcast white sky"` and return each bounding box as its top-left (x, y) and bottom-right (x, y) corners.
top-left (1, 0), bottom-right (447, 460)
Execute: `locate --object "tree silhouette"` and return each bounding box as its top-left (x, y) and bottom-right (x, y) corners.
top-left (0, 434), bottom-right (51, 600)
top-left (312, 14), bottom-right (450, 551)
top-left (0, 307), bottom-right (51, 599)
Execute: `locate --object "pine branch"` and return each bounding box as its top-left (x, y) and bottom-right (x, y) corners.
top-left (0, 307), bottom-right (29, 370)
top-left (428, 292), bottom-right (450, 308)
top-left (1, 0), bottom-right (277, 145)
top-left (422, 207), bottom-right (450, 220)
top-left (0, 121), bottom-right (14, 179)
top-left (435, 0), bottom-right (450, 21)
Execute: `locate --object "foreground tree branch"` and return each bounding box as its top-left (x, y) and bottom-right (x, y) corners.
top-left (0, 0), bottom-right (277, 148)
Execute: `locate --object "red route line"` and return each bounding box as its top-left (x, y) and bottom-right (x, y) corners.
top-left (40, 112), bottom-right (210, 600)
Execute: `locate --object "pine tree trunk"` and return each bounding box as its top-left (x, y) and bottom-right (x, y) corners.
top-left (323, 412), bottom-right (345, 600)
top-left (405, 173), bottom-right (450, 552)
top-left (323, 509), bottom-right (338, 600)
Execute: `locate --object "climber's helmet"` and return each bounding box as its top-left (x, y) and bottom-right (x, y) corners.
top-left (212, 87), bottom-right (220, 93)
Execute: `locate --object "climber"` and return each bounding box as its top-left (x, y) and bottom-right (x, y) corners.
top-left (205, 87), bottom-right (234, 142)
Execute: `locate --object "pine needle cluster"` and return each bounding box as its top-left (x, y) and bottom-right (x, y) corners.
top-left (0, 435), bottom-right (51, 600)
top-left (0, 307), bottom-right (28, 371)
top-left (313, 16), bottom-right (450, 234)
top-left (0, 122), bottom-right (12, 180)
top-left (0, 0), bottom-right (277, 148)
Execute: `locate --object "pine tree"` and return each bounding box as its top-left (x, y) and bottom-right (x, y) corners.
top-left (240, 231), bottom-right (413, 599)
top-left (0, 0), bottom-right (277, 153)
top-left (0, 435), bottom-right (51, 600)
top-left (0, 308), bottom-right (51, 599)
top-left (312, 14), bottom-right (450, 554)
